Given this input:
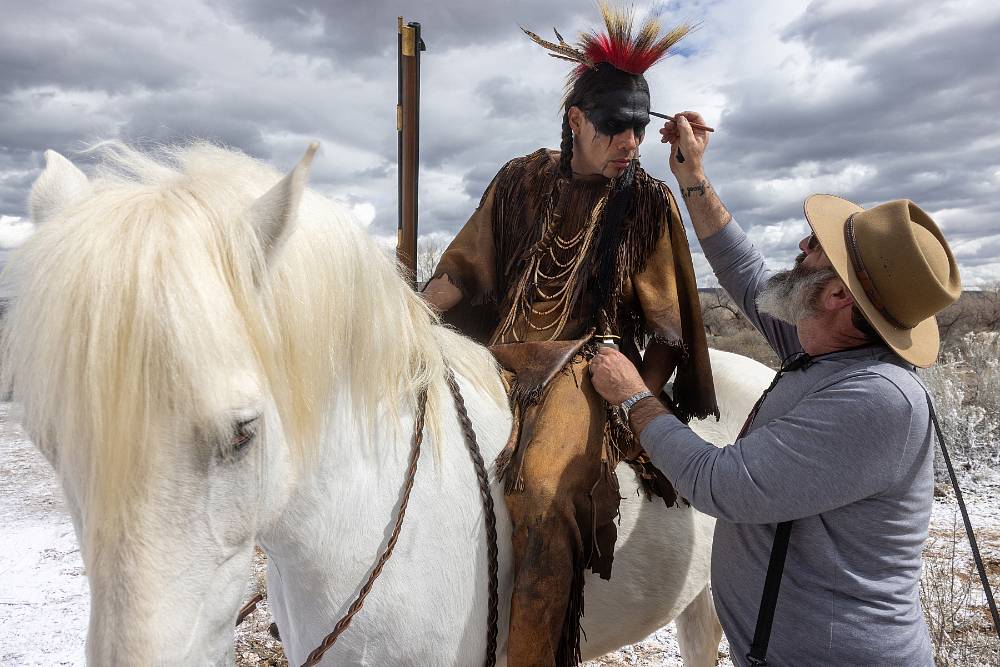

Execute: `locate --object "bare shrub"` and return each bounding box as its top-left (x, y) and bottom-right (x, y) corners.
top-left (937, 299), bottom-right (978, 348)
top-left (974, 284), bottom-right (1000, 333)
top-left (701, 289), bottom-right (746, 337)
top-left (416, 235), bottom-right (448, 285)
top-left (938, 286), bottom-right (1000, 350)
top-left (921, 332), bottom-right (1000, 475)
top-left (921, 513), bottom-right (1000, 666)
top-left (700, 289), bottom-right (780, 369)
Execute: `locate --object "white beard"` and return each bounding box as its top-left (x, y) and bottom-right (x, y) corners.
top-left (756, 263), bottom-right (838, 325)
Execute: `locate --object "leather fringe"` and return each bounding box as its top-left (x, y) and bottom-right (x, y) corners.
top-left (488, 150), bottom-right (668, 338)
top-left (556, 555), bottom-right (586, 667)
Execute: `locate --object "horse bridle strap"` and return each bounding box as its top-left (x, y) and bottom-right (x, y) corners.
top-left (298, 384), bottom-right (429, 666)
top-left (444, 369), bottom-right (501, 666)
top-left (237, 368), bottom-right (501, 667)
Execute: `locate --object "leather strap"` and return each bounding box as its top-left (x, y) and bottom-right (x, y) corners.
top-left (300, 386), bottom-right (429, 666)
top-left (746, 521), bottom-right (792, 666)
top-left (928, 395), bottom-right (1000, 643)
top-left (844, 214), bottom-right (907, 329)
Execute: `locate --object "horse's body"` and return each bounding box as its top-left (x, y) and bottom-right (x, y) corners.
top-left (264, 345), bottom-right (765, 666)
top-left (1, 143), bottom-right (772, 665)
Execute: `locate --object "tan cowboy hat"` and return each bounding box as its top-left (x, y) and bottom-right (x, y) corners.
top-left (803, 195), bottom-right (962, 368)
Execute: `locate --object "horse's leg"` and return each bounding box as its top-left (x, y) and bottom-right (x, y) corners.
top-left (675, 583), bottom-right (722, 667)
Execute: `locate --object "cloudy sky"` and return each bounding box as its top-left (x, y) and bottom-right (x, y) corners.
top-left (1, 0), bottom-right (998, 286)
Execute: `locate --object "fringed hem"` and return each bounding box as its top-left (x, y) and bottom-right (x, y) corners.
top-left (495, 376), bottom-right (549, 495)
top-left (556, 557), bottom-right (586, 667)
top-left (625, 455), bottom-right (683, 508)
top-left (649, 332), bottom-right (690, 359)
top-left (509, 383), bottom-right (544, 408)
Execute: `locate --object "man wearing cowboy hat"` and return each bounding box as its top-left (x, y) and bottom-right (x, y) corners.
top-left (589, 111), bottom-right (961, 666)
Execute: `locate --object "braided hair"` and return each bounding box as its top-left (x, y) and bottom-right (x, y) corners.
top-left (556, 63), bottom-right (650, 324)
top-left (559, 113), bottom-right (574, 178)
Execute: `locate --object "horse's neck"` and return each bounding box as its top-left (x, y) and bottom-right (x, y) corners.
top-left (261, 393), bottom-right (419, 564)
top-left (257, 395), bottom-right (426, 651)
top-left (257, 378), bottom-right (513, 663)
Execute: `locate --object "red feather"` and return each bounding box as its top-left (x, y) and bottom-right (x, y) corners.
top-left (522, 3), bottom-right (694, 85)
top-left (576, 3), bottom-right (693, 77)
top-left (582, 32), bottom-right (670, 75)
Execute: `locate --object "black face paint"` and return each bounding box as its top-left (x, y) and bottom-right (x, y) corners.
top-left (584, 86), bottom-right (650, 142)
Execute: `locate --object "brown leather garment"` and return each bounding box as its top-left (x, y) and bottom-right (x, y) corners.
top-left (490, 334), bottom-right (591, 497)
top-left (434, 149), bottom-right (718, 422)
top-left (501, 355), bottom-right (622, 667)
top-left (490, 333), bottom-right (592, 406)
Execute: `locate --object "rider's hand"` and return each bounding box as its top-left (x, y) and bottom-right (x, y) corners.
top-left (421, 274), bottom-right (462, 314)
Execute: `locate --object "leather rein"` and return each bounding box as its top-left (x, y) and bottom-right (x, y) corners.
top-left (236, 367), bottom-right (500, 667)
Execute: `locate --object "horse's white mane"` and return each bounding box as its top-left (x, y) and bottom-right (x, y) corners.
top-left (1, 141), bottom-right (502, 543)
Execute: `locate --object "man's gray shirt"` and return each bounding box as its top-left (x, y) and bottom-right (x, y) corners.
top-left (642, 221), bottom-right (934, 666)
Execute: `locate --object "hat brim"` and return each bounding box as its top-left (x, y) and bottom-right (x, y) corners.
top-left (803, 194), bottom-right (940, 367)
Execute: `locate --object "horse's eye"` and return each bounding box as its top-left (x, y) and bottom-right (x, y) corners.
top-left (226, 417), bottom-right (258, 459)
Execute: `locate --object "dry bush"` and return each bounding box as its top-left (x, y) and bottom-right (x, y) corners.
top-left (938, 286), bottom-right (1000, 350)
top-left (921, 331), bottom-right (1000, 475)
top-left (700, 289), bottom-right (746, 337)
top-left (700, 289), bottom-right (780, 369)
top-left (921, 514), bottom-right (1000, 666)
top-left (416, 235), bottom-right (447, 285)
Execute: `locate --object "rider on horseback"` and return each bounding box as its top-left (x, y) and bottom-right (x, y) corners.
top-left (422, 4), bottom-right (718, 665)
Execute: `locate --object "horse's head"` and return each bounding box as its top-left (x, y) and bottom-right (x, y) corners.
top-left (2, 143), bottom-right (321, 664)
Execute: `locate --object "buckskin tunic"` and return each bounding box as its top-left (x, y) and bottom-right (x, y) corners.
top-left (432, 148), bottom-right (717, 665)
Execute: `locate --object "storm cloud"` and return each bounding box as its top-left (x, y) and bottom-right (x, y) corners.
top-left (2, 0), bottom-right (998, 284)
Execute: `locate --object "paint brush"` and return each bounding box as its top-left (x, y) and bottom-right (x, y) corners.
top-left (649, 111), bottom-right (715, 132)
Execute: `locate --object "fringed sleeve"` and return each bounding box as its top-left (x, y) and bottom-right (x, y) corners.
top-left (631, 185), bottom-right (719, 421)
top-left (431, 178), bottom-right (501, 344)
top-left (432, 182), bottom-right (498, 303)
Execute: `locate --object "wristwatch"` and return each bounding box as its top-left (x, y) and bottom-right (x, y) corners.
top-left (619, 390), bottom-right (654, 419)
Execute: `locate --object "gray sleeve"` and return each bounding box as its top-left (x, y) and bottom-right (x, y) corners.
top-left (639, 373), bottom-right (914, 523)
top-left (700, 221), bottom-right (802, 359)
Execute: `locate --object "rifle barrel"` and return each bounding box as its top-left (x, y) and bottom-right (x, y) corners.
top-left (397, 19), bottom-right (425, 289)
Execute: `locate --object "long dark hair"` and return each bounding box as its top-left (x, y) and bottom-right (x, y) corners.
top-left (556, 64), bottom-right (650, 326)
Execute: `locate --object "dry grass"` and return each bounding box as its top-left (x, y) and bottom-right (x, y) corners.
top-left (699, 288), bottom-right (780, 369)
top-left (234, 549), bottom-right (287, 667)
top-left (921, 515), bottom-right (1000, 666)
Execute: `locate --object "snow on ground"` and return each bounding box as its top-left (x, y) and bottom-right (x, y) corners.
top-left (0, 404), bottom-right (88, 666)
top-left (2, 401), bottom-right (998, 666)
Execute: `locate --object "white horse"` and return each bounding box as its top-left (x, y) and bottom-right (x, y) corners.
top-left (1, 143), bottom-right (772, 666)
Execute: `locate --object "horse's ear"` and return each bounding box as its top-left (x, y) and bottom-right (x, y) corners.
top-left (246, 142), bottom-right (319, 264)
top-left (29, 150), bottom-right (90, 224)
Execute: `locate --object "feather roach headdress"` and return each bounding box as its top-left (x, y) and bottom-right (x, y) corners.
top-left (522, 2), bottom-right (694, 82)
